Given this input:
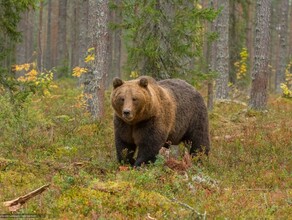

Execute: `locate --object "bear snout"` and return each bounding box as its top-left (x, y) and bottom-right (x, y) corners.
top-left (122, 109), bottom-right (134, 122)
top-left (122, 109), bottom-right (131, 117)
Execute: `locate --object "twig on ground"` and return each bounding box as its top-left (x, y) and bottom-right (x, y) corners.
top-left (3, 184), bottom-right (50, 212)
top-left (169, 197), bottom-right (207, 219)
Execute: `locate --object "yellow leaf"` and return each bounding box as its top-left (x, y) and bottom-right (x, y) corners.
top-left (84, 54), bottom-right (95, 63)
top-left (130, 71), bottom-right (139, 78)
top-left (72, 67), bottom-right (88, 77)
top-left (87, 47), bottom-right (95, 52)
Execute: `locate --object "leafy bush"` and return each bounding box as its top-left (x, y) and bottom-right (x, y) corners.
top-left (280, 59), bottom-right (292, 98)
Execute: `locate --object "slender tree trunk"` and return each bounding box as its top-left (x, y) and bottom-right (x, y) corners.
top-left (249, 0), bottom-right (272, 110)
top-left (26, 9), bottom-right (35, 63)
top-left (206, 0), bottom-right (216, 111)
top-left (51, 0), bottom-right (59, 68)
top-left (78, 0), bottom-right (89, 67)
top-left (275, 0), bottom-right (289, 93)
top-left (15, 12), bottom-right (27, 66)
top-left (215, 0), bottom-right (229, 100)
top-left (15, 9), bottom-right (35, 75)
top-left (228, 0), bottom-right (237, 84)
top-left (289, 2), bottom-right (292, 57)
top-left (85, 0), bottom-right (110, 119)
top-left (45, 0), bottom-right (52, 70)
top-left (37, 1), bottom-right (44, 72)
top-left (70, 0), bottom-right (80, 70)
top-left (246, 0), bottom-right (255, 77)
top-left (269, 1), bottom-right (280, 92)
top-left (107, 0), bottom-right (122, 88)
top-left (57, 0), bottom-right (67, 75)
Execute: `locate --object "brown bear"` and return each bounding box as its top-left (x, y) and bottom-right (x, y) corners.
top-left (111, 76), bottom-right (210, 167)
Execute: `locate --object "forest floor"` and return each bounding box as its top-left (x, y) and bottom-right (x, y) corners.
top-left (0, 79), bottom-right (291, 219)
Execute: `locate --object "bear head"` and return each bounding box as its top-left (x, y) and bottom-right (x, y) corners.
top-left (111, 76), bottom-right (155, 124)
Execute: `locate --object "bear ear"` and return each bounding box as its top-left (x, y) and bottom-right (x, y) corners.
top-left (113, 77), bottom-right (124, 89)
top-left (139, 77), bottom-right (148, 88)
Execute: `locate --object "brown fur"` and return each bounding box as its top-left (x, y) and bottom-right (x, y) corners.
top-left (111, 76), bottom-right (210, 166)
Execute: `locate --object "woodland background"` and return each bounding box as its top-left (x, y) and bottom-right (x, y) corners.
top-left (0, 0), bottom-right (291, 219)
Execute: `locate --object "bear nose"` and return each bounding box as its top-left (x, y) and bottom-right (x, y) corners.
top-left (123, 110), bottom-right (131, 117)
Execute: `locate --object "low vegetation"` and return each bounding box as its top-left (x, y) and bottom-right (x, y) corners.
top-left (0, 79), bottom-right (291, 219)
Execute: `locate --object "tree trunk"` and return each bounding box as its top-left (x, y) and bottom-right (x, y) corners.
top-left (25, 9), bottom-right (35, 63)
top-left (85, 0), bottom-right (110, 119)
top-left (51, 0), bottom-right (59, 68)
top-left (249, 0), bottom-right (272, 110)
top-left (215, 0), bottom-right (229, 100)
top-left (206, 0), bottom-right (217, 111)
top-left (78, 0), bottom-right (89, 67)
top-left (228, 0), bottom-right (237, 84)
top-left (289, 2), bottom-right (292, 57)
top-left (37, 1), bottom-right (44, 72)
top-left (15, 12), bottom-right (27, 66)
top-left (246, 0), bottom-right (255, 78)
top-left (268, 0), bottom-right (280, 92)
top-left (45, 0), bottom-right (52, 70)
top-left (16, 9), bottom-right (35, 75)
top-left (107, 0), bottom-right (122, 88)
top-left (57, 0), bottom-right (68, 75)
top-left (70, 0), bottom-right (80, 71)
top-left (275, 0), bottom-right (289, 93)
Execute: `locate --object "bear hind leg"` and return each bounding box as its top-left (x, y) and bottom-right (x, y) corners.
top-left (189, 125), bottom-right (210, 156)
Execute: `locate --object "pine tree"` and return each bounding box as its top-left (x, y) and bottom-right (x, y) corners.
top-left (214, 0), bottom-right (230, 100)
top-left (119, 0), bottom-right (218, 80)
top-left (249, 0), bottom-right (272, 110)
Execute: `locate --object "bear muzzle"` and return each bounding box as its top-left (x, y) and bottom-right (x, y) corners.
top-left (122, 109), bottom-right (134, 121)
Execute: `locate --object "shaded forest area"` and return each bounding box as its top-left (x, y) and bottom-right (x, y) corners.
top-left (0, 0), bottom-right (292, 219)
top-left (0, 0), bottom-right (292, 118)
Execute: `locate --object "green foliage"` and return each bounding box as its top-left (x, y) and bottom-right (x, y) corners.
top-left (0, 62), bottom-right (56, 108)
top-left (0, 0), bottom-right (38, 61)
top-left (115, 0), bottom-right (218, 79)
top-left (280, 59), bottom-right (292, 99)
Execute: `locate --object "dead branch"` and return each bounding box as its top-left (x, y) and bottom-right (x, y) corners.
top-left (3, 184), bottom-right (50, 212)
top-left (169, 197), bottom-right (207, 219)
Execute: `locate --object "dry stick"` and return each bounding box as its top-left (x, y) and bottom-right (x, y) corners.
top-left (227, 188), bottom-right (271, 192)
top-left (169, 197), bottom-right (207, 219)
top-left (3, 184), bottom-right (50, 211)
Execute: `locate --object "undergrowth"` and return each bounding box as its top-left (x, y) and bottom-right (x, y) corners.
top-left (0, 79), bottom-right (291, 219)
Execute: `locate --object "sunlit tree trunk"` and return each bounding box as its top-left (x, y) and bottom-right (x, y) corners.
top-left (249, 0), bottom-right (272, 110)
top-left (84, 0), bottom-right (110, 119)
top-left (275, 0), bottom-right (289, 93)
top-left (215, 0), bottom-right (229, 100)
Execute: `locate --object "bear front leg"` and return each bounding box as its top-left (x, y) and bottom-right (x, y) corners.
top-left (115, 137), bottom-right (136, 165)
top-left (133, 131), bottom-right (166, 167)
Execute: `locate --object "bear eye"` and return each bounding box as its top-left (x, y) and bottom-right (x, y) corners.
top-left (132, 98), bottom-right (137, 102)
top-left (118, 97), bottom-right (124, 102)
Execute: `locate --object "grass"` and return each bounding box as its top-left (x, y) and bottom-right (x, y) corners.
top-left (0, 79), bottom-right (291, 219)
